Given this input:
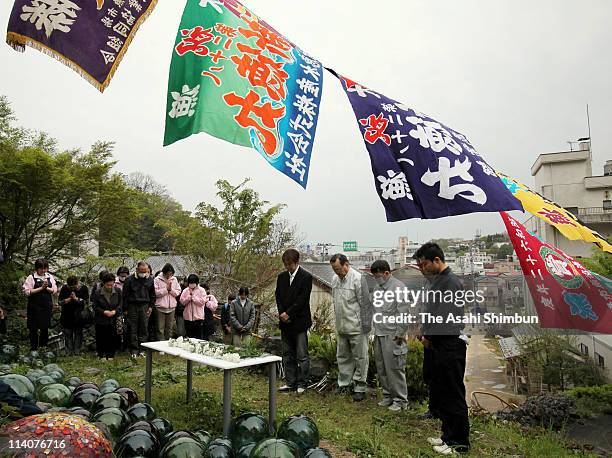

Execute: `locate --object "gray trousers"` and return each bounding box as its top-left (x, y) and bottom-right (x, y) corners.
top-left (156, 309), bottom-right (175, 340)
top-left (336, 333), bottom-right (369, 393)
top-left (374, 335), bottom-right (408, 405)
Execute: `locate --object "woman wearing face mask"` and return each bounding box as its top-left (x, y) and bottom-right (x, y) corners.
top-left (122, 261), bottom-right (156, 358)
top-left (22, 259), bottom-right (58, 351)
top-left (179, 274), bottom-right (207, 339)
top-left (230, 287), bottom-right (255, 347)
top-left (114, 266), bottom-right (129, 291)
top-left (154, 264), bottom-right (181, 341)
top-left (92, 272), bottom-right (122, 360)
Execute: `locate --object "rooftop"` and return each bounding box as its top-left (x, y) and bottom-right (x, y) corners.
top-left (531, 149), bottom-right (590, 176)
top-left (300, 262), bottom-right (336, 289)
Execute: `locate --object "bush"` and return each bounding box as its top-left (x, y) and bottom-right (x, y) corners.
top-left (497, 393), bottom-right (575, 430)
top-left (405, 338), bottom-right (427, 402)
top-left (566, 384), bottom-right (612, 417)
top-left (308, 333), bottom-right (337, 378)
top-left (367, 337), bottom-right (428, 402)
top-left (0, 263), bottom-right (27, 317)
top-left (309, 333), bottom-right (428, 402)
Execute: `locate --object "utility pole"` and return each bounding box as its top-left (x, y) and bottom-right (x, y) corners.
top-left (587, 103), bottom-right (592, 158)
top-left (316, 243), bottom-right (332, 262)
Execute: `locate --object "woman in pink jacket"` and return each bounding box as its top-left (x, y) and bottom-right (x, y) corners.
top-left (179, 274), bottom-right (207, 339)
top-left (154, 263), bottom-right (181, 341)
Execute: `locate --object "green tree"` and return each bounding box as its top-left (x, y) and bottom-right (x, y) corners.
top-left (497, 243), bottom-right (514, 260)
top-left (98, 174), bottom-right (187, 255)
top-left (580, 246), bottom-right (612, 278)
top-left (162, 179), bottom-right (298, 298)
top-left (0, 97), bottom-right (120, 265)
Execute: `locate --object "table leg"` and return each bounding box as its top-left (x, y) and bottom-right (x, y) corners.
top-left (145, 349), bottom-right (153, 404)
top-left (268, 361), bottom-right (277, 435)
top-left (186, 360), bottom-right (193, 403)
top-left (223, 370), bottom-right (232, 436)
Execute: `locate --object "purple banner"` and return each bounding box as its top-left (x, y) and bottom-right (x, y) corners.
top-left (336, 73), bottom-right (523, 222)
top-left (6, 0), bottom-right (158, 92)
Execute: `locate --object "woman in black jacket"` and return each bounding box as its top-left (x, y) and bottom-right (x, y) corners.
top-left (92, 272), bottom-right (122, 360)
top-left (58, 276), bottom-right (89, 356)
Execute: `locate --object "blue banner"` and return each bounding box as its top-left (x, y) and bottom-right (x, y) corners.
top-left (336, 73), bottom-right (523, 221)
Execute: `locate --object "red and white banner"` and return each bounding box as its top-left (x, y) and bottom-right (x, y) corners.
top-left (501, 212), bottom-right (612, 333)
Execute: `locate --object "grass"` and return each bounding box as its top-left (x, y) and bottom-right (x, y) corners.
top-left (16, 353), bottom-right (598, 458)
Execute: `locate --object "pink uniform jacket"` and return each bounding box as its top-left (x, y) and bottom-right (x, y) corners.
top-left (180, 286), bottom-right (207, 321)
top-left (205, 294), bottom-right (218, 312)
top-left (154, 275), bottom-right (181, 311)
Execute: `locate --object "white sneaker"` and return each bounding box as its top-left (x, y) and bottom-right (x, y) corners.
top-left (433, 444), bottom-right (456, 455)
top-left (139, 352), bottom-right (146, 357)
top-left (388, 402), bottom-right (407, 412)
top-left (377, 398), bottom-right (393, 407)
top-left (297, 387), bottom-right (305, 394)
top-left (278, 385), bottom-right (295, 392)
top-left (427, 437), bottom-right (444, 446)
top-left (159, 352), bottom-right (165, 356)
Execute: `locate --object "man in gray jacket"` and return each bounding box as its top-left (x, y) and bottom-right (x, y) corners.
top-left (330, 254), bottom-right (372, 402)
top-left (370, 260), bottom-right (410, 411)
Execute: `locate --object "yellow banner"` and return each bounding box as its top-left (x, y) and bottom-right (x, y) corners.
top-left (498, 172), bottom-right (612, 254)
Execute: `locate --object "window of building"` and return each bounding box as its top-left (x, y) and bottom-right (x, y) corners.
top-left (565, 207), bottom-right (579, 217)
top-left (595, 352), bottom-right (605, 368)
top-left (579, 343), bottom-right (589, 356)
top-left (603, 200), bottom-right (612, 211)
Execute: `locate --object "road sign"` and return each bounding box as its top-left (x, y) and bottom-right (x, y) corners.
top-left (343, 241), bottom-right (358, 252)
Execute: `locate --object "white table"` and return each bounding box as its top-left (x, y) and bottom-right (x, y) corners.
top-left (141, 341), bottom-right (282, 436)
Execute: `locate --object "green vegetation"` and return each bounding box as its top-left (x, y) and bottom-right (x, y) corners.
top-left (0, 95), bottom-right (296, 331)
top-left (160, 178), bottom-right (297, 299)
top-left (579, 245), bottom-right (612, 278)
top-left (8, 353), bottom-right (594, 457)
top-left (519, 332), bottom-right (606, 391)
top-left (566, 385), bottom-right (612, 418)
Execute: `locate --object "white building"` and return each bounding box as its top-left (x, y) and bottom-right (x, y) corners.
top-left (526, 141), bottom-right (612, 258)
top-left (455, 249), bottom-right (492, 274)
top-left (576, 334), bottom-right (612, 382)
top-left (397, 236), bottom-right (422, 266)
top-left (526, 141), bottom-right (612, 381)
top-left (345, 250), bottom-right (396, 269)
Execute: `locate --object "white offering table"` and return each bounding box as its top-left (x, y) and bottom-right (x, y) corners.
top-left (141, 340), bottom-right (281, 436)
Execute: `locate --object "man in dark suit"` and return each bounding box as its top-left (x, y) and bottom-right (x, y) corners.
top-left (275, 248), bottom-right (313, 394)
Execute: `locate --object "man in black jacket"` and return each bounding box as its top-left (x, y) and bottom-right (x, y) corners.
top-left (122, 261), bottom-right (156, 358)
top-left (414, 243), bottom-right (469, 455)
top-left (275, 249), bottom-right (313, 394)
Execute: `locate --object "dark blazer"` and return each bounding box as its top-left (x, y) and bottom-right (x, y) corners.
top-left (275, 266), bottom-right (313, 334)
top-left (92, 287), bottom-right (122, 326)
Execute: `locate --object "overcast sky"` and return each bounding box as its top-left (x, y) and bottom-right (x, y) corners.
top-left (2, 0), bottom-right (611, 250)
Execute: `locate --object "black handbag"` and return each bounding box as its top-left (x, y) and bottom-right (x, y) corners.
top-left (79, 306), bottom-right (94, 327)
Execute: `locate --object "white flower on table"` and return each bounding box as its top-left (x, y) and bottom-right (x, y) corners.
top-left (222, 353), bottom-right (241, 363)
